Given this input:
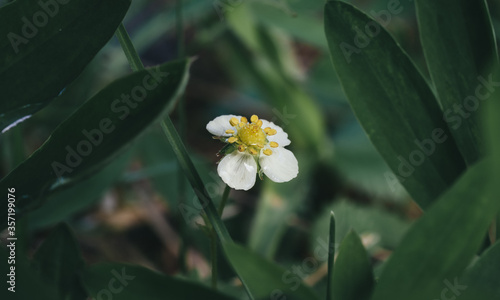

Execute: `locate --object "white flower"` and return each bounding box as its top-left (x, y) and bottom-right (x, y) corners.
top-left (207, 114), bottom-right (299, 190)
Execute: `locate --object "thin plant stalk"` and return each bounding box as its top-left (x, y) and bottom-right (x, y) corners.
top-left (175, 0), bottom-right (189, 274)
top-left (115, 22), bottom-right (254, 298)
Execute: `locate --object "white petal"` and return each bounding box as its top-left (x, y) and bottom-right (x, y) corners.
top-left (259, 147), bottom-right (298, 183)
top-left (217, 151), bottom-right (257, 190)
top-left (206, 115), bottom-right (242, 137)
top-left (260, 119), bottom-right (290, 146)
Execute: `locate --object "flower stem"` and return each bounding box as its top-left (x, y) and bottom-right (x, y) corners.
top-left (116, 23), bottom-right (253, 299)
top-left (211, 230), bottom-right (218, 289)
top-left (175, 0), bottom-right (189, 275)
top-left (211, 184), bottom-right (230, 289)
top-left (115, 23), bottom-right (144, 71)
top-left (159, 118), bottom-right (232, 242)
top-left (326, 212), bottom-right (336, 300)
top-left (218, 185), bottom-right (231, 216)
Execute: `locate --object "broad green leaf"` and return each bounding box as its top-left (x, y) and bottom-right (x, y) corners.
top-left (249, 1), bottom-right (328, 50)
top-left (0, 0), bottom-right (130, 132)
top-left (82, 263), bottom-right (237, 300)
top-left (0, 234), bottom-right (56, 300)
top-left (324, 1), bottom-right (466, 209)
top-left (312, 200), bottom-right (411, 251)
top-left (459, 242), bottom-right (500, 299)
top-left (371, 159), bottom-right (499, 300)
top-left (25, 149), bottom-right (133, 230)
top-left (331, 230), bottom-right (373, 300)
top-left (248, 154), bottom-right (312, 259)
top-left (222, 242), bottom-right (321, 300)
top-left (248, 183), bottom-right (295, 259)
top-left (0, 59), bottom-right (191, 227)
top-left (32, 223), bottom-right (87, 300)
top-left (416, 0), bottom-right (498, 165)
top-left (485, 67), bottom-right (500, 240)
top-left (226, 7), bottom-right (328, 154)
top-left (135, 127), bottom-right (192, 207)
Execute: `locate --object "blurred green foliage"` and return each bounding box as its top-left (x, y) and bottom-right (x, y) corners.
top-left (0, 0), bottom-right (499, 299)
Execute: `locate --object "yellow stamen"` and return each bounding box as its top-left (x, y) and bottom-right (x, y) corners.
top-left (270, 141), bottom-right (279, 148)
top-left (256, 143), bottom-right (264, 149)
top-left (238, 145), bottom-right (246, 152)
top-left (225, 129), bottom-right (235, 134)
top-left (239, 122), bottom-right (246, 127)
top-left (240, 117), bottom-right (248, 123)
top-left (256, 120), bottom-right (263, 128)
top-left (228, 137), bottom-right (238, 143)
top-left (263, 149), bottom-right (273, 156)
top-left (250, 115), bottom-right (259, 123)
top-left (249, 147), bottom-right (258, 155)
top-left (229, 117), bottom-right (239, 126)
top-left (267, 129), bottom-right (277, 136)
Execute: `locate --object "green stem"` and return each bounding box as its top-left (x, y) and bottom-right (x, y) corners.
top-left (116, 15), bottom-right (233, 244)
top-left (218, 185), bottom-right (230, 216)
top-left (175, 0), bottom-right (189, 272)
top-left (212, 184), bottom-right (230, 289)
top-left (211, 230), bottom-right (218, 289)
top-left (115, 23), bottom-right (144, 71)
top-left (497, 214), bottom-right (500, 242)
top-left (160, 118), bottom-right (232, 243)
top-left (326, 212), bottom-right (336, 300)
top-left (116, 23), bottom-right (253, 299)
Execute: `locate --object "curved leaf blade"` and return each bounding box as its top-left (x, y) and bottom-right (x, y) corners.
top-left (371, 159), bottom-right (499, 300)
top-left (82, 263), bottom-right (237, 300)
top-left (0, 241), bottom-right (56, 299)
top-left (25, 148), bottom-right (133, 230)
top-left (32, 223), bottom-right (87, 300)
top-left (416, 0), bottom-right (498, 165)
top-left (222, 242), bottom-right (320, 300)
top-left (331, 230), bottom-right (373, 300)
top-left (0, 0), bottom-right (130, 132)
top-left (0, 59), bottom-right (190, 226)
top-left (324, 0), bottom-right (466, 209)
top-left (460, 241), bottom-right (500, 299)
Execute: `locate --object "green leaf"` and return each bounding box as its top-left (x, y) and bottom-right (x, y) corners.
top-left (0, 0), bottom-right (130, 132)
top-left (485, 66), bottom-right (500, 240)
top-left (248, 162), bottom-right (311, 259)
top-left (134, 127), bottom-right (191, 207)
top-left (324, 0), bottom-right (466, 209)
top-left (0, 59), bottom-right (191, 227)
top-left (331, 230), bottom-right (373, 300)
top-left (416, 0), bottom-right (497, 165)
top-left (0, 232), bottom-right (57, 299)
top-left (371, 159), bottom-right (499, 300)
top-left (25, 149), bottom-right (133, 230)
top-left (32, 223), bottom-right (87, 300)
top-left (82, 263), bottom-right (237, 300)
top-left (312, 200), bottom-right (411, 251)
top-left (249, 1), bottom-right (328, 49)
top-left (459, 241), bottom-right (500, 299)
top-left (226, 9), bottom-right (328, 154)
top-left (222, 242), bottom-right (321, 300)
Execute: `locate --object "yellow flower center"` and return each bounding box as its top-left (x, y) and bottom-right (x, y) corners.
top-left (238, 123), bottom-right (266, 146)
top-left (226, 115), bottom-right (278, 156)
